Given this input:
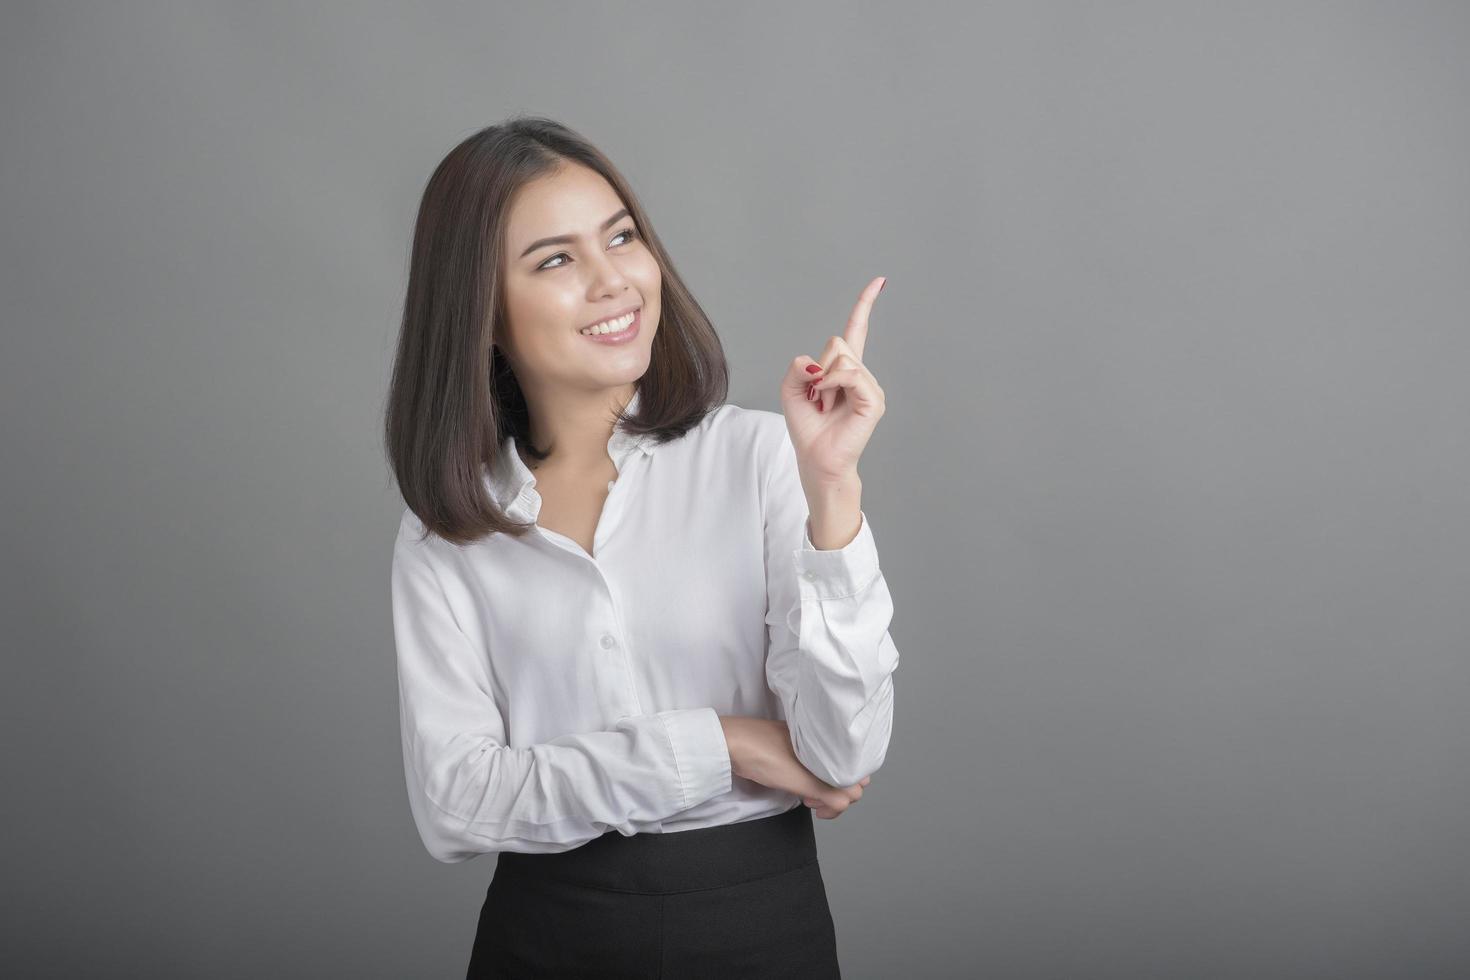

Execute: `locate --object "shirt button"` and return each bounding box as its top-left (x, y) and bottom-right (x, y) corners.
top-left (803, 571), bottom-right (816, 581)
top-left (600, 633), bottom-right (616, 649)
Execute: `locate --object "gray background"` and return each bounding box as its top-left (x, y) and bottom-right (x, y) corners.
top-left (3, 2), bottom-right (1467, 977)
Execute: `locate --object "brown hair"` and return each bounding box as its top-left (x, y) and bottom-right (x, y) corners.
top-left (383, 115), bottom-right (729, 546)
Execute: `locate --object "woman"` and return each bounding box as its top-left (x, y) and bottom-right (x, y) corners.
top-left (384, 115), bottom-right (900, 979)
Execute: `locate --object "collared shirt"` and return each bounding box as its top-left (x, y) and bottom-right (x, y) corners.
top-left (390, 389), bottom-right (900, 863)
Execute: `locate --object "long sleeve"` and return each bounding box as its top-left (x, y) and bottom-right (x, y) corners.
top-left (760, 424), bottom-right (900, 789)
top-left (391, 534), bottom-right (733, 863)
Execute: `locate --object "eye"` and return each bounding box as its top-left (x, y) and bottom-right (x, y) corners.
top-left (536, 226), bottom-right (640, 271)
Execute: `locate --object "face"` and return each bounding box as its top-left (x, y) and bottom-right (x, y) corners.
top-left (497, 162), bottom-right (661, 400)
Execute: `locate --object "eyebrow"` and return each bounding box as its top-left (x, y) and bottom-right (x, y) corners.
top-left (518, 208), bottom-right (632, 259)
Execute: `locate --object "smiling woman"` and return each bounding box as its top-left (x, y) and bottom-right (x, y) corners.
top-left (384, 115), bottom-right (729, 547)
top-left (383, 115), bottom-right (896, 979)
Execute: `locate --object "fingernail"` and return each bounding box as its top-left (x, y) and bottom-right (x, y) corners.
top-left (807, 385), bottom-right (817, 401)
top-left (805, 364), bottom-right (822, 374)
top-left (879, 277), bottom-right (887, 293)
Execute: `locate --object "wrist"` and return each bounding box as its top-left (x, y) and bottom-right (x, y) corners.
top-left (803, 474), bottom-right (863, 551)
top-left (798, 468), bottom-right (861, 502)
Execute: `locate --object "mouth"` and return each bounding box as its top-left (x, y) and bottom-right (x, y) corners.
top-left (579, 306), bottom-right (642, 344)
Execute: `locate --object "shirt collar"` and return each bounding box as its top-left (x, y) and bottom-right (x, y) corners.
top-left (486, 388), bottom-right (657, 513)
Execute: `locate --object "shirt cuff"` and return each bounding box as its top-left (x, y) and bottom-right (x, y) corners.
top-left (657, 707), bottom-right (733, 810)
top-left (793, 510), bottom-right (882, 600)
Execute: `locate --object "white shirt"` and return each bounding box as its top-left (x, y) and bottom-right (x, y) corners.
top-left (390, 389), bottom-right (900, 863)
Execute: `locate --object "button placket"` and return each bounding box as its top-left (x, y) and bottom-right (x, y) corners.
top-left (599, 572), bottom-right (644, 719)
top-left (591, 436), bottom-right (644, 559)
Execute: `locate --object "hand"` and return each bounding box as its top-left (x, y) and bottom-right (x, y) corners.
top-left (780, 276), bottom-right (889, 487)
top-left (720, 716), bottom-right (872, 820)
top-left (801, 781), bottom-right (869, 821)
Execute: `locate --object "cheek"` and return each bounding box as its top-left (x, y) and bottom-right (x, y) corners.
top-left (501, 284), bottom-right (581, 355)
top-left (632, 252), bottom-right (662, 293)
top-left (511, 278), bottom-right (582, 325)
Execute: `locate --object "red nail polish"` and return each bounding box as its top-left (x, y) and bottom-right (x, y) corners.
top-left (805, 364), bottom-right (822, 374)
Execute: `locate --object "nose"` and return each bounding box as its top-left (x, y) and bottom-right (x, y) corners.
top-left (584, 248), bottom-right (632, 298)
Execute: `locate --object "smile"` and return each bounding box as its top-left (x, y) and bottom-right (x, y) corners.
top-left (580, 309), bottom-right (639, 336)
top-left (579, 308), bottom-right (641, 345)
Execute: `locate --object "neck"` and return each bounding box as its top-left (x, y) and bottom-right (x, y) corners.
top-left (521, 384), bottom-right (637, 469)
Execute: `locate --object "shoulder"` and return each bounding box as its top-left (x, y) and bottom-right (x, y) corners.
top-left (393, 508), bottom-right (457, 571)
top-left (689, 403), bottom-right (793, 495)
top-left (694, 401), bottom-right (789, 457)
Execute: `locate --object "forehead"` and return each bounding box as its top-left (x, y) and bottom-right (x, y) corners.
top-left (505, 163), bottom-right (624, 240)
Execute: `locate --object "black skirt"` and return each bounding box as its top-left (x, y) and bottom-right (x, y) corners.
top-left (467, 803), bottom-right (842, 979)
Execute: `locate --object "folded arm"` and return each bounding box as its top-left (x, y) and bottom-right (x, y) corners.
top-left (392, 535), bottom-right (732, 863)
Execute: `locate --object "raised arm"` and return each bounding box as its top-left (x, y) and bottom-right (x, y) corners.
top-left (391, 535), bottom-right (731, 863)
top-left (760, 422), bottom-right (900, 789)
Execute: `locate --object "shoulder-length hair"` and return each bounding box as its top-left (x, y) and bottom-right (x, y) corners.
top-left (384, 115), bottom-right (729, 547)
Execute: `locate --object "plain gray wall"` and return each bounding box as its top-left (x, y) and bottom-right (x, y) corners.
top-left (3, 2), bottom-right (1467, 977)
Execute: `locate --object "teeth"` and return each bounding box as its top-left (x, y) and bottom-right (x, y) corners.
top-left (581, 311), bottom-right (636, 336)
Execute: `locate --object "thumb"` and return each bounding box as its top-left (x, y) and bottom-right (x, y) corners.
top-left (783, 354), bottom-right (824, 404)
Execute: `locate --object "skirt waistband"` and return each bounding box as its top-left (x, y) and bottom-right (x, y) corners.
top-left (493, 804), bottom-right (817, 895)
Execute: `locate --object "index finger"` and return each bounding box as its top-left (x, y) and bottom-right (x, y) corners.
top-left (844, 276), bottom-right (886, 362)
